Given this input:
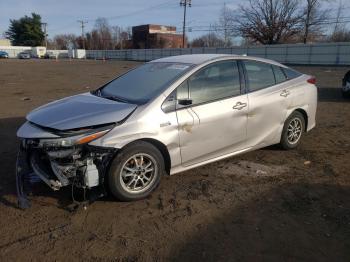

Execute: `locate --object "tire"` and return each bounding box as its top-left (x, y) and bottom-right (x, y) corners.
top-left (108, 141), bottom-right (164, 201)
top-left (280, 111), bottom-right (305, 150)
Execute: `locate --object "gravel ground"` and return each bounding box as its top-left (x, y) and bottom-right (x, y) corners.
top-left (0, 59), bottom-right (349, 262)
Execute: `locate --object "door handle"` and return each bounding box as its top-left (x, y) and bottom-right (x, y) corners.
top-left (280, 90), bottom-right (290, 97)
top-left (232, 102), bottom-right (247, 110)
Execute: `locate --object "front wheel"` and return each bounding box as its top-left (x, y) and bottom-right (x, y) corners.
top-left (280, 111), bottom-right (305, 150)
top-left (108, 141), bottom-right (164, 201)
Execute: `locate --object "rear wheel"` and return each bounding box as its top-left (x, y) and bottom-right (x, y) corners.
top-left (280, 111), bottom-right (305, 150)
top-left (108, 141), bottom-right (164, 201)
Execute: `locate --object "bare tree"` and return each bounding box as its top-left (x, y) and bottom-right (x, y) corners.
top-left (332, 0), bottom-right (344, 34)
top-left (111, 26), bottom-right (122, 49)
top-left (85, 31), bottom-right (98, 50)
top-left (191, 29), bottom-right (226, 47)
top-left (94, 17), bottom-right (113, 50)
top-left (329, 30), bottom-right (350, 42)
top-left (84, 23), bottom-right (131, 50)
top-left (52, 34), bottom-right (78, 49)
top-left (234, 0), bottom-right (302, 45)
top-left (328, 0), bottom-right (350, 42)
top-left (214, 4), bottom-right (235, 47)
top-left (301, 0), bottom-right (329, 43)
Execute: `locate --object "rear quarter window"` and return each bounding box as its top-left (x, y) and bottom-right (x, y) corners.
top-left (283, 68), bottom-right (302, 80)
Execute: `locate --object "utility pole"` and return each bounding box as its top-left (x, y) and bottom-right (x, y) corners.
top-left (180, 0), bottom-right (191, 48)
top-left (41, 22), bottom-right (48, 48)
top-left (223, 2), bottom-right (228, 47)
top-left (78, 20), bottom-right (88, 49)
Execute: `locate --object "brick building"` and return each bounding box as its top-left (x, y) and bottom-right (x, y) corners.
top-left (132, 24), bottom-right (185, 49)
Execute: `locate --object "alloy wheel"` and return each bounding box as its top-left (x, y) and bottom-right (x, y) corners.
top-left (287, 118), bottom-right (302, 144)
top-left (119, 153), bottom-right (157, 194)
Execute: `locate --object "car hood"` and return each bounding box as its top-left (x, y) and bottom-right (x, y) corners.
top-left (27, 93), bottom-right (137, 130)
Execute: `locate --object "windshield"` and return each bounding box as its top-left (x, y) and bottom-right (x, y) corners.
top-left (99, 62), bottom-right (193, 104)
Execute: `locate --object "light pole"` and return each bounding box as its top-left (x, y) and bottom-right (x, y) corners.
top-left (180, 0), bottom-right (191, 48)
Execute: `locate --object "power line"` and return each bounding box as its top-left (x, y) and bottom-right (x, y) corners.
top-left (38, 2), bottom-right (350, 39)
top-left (49, 1), bottom-right (175, 34)
top-left (189, 1), bottom-right (236, 8)
top-left (184, 16), bottom-right (350, 32)
top-left (87, 0), bottom-right (175, 22)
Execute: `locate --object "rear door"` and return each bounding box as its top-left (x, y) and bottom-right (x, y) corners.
top-left (176, 60), bottom-right (249, 166)
top-left (242, 60), bottom-right (292, 147)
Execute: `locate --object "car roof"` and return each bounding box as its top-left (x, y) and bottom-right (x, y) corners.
top-left (151, 54), bottom-right (287, 68)
top-left (151, 54), bottom-right (233, 65)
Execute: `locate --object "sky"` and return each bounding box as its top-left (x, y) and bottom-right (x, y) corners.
top-left (0, 0), bottom-right (242, 40)
top-left (0, 0), bottom-right (347, 41)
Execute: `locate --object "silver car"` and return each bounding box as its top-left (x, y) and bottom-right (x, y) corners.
top-left (16, 54), bottom-right (317, 208)
top-left (18, 52), bottom-right (31, 59)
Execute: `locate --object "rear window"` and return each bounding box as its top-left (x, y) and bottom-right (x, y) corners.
top-left (283, 68), bottom-right (302, 79)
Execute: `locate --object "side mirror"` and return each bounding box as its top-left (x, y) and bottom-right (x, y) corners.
top-left (178, 98), bottom-right (192, 106)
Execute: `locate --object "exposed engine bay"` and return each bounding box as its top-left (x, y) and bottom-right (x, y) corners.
top-left (16, 122), bottom-right (117, 209)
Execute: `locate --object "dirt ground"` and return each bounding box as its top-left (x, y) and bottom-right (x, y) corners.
top-left (0, 59), bottom-right (349, 262)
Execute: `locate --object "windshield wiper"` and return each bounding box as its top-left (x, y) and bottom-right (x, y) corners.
top-left (92, 89), bottom-right (130, 103)
top-left (102, 95), bottom-right (130, 104)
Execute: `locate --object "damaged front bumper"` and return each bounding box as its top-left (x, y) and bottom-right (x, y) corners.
top-left (16, 136), bottom-right (116, 209)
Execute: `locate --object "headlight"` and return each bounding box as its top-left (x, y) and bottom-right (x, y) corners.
top-left (38, 128), bottom-right (112, 148)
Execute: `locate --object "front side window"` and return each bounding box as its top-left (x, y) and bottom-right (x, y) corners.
top-left (180, 60), bottom-right (241, 105)
top-left (244, 61), bottom-right (276, 92)
top-left (100, 62), bottom-right (193, 104)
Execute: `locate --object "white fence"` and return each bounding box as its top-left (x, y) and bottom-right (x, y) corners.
top-left (47, 50), bottom-right (69, 58)
top-left (86, 42), bottom-right (350, 65)
top-left (1, 42), bottom-right (350, 65)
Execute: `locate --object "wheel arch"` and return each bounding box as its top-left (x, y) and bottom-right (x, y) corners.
top-left (292, 108), bottom-right (308, 132)
top-left (120, 138), bottom-right (171, 175)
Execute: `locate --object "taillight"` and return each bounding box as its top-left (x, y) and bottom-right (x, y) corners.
top-left (307, 76), bottom-right (316, 85)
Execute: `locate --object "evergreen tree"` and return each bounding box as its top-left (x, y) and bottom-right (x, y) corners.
top-left (5, 13), bottom-right (45, 46)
